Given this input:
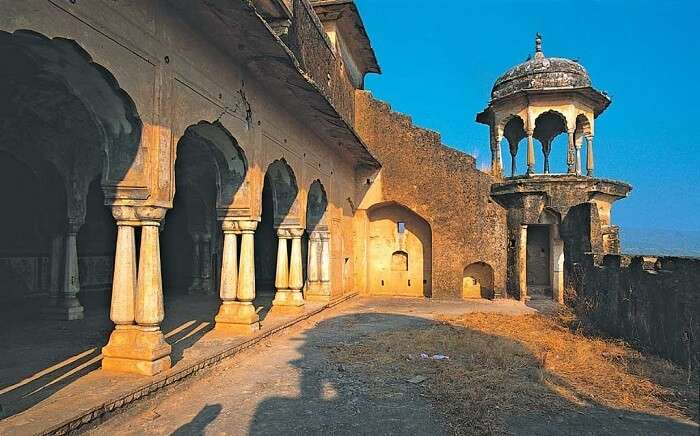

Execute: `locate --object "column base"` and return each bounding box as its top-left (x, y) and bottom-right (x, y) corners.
top-left (271, 289), bottom-right (305, 314)
top-left (102, 325), bottom-right (172, 376)
top-left (214, 301), bottom-right (260, 335)
top-left (305, 282), bottom-right (331, 302)
top-left (41, 299), bottom-right (84, 320)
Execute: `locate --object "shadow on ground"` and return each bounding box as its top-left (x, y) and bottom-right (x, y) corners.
top-left (0, 292), bottom-right (275, 418)
top-left (246, 313), bottom-right (697, 436)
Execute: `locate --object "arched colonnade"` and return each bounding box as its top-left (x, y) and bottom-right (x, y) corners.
top-left (0, 30), bottom-right (332, 375)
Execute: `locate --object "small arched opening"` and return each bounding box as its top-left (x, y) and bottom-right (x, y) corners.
top-left (462, 262), bottom-right (495, 299)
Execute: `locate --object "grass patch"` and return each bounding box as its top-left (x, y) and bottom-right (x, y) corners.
top-left (329, 310), bottom-right (698, 435)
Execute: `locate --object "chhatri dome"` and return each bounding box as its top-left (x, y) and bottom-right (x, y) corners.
top-left (491, 33), bottom-right (592, 101)
top-left (477, 34), bottom-right (610, 178)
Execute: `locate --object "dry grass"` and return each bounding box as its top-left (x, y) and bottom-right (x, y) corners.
top-left (329, 310), bottom-right (698, 435)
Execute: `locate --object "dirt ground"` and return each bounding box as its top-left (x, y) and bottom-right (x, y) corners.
top-left (88, 298), bottom-right (699, 436)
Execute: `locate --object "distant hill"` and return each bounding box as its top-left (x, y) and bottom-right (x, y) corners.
top-left (619, 227), bottom-right (700, 257)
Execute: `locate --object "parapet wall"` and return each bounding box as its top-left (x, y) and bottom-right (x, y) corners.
top-left (570, 253), bottom-right (699, 367)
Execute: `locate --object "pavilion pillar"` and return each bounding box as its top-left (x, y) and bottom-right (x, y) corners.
top-left (526, 132), bottom-right (535, 175)
top-left (215, 220), bottom-right (260, 335)
top-left (542, 139), bottom-right (552, 174)
top-left (567, 130), bottom-right (576, 174)
top-left (102, 206), bottom-right (171, 376)
top-left (491, 133), bottom-right (503, 178)
top-left (586, 136), bottom-right (595, 177)
top-left (575, 143), bottom-right (582, 175)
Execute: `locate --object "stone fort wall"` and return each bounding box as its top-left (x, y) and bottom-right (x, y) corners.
top-left (570, 253), bottom-right (699, 368)
top-left (354, 91), bottom-right (508, 298)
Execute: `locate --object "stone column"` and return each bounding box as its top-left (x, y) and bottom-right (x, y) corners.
top-left (526, 132), bottom-right (535, 175)
top-left (272, 228), bottom-right (304, 311)
top-left (320, 231), bottom-right (331, 296)
top-left (586, 136), bottom-right (594, 177)
top-left (491, 134), bottom-right (503, 178)
top-left (45, 233), bottom-right (64, 307)
top-left (575, 143), bottom-right (582, 175)
top-left (200, 233), bottom-right (213, 294)
top-left (518, 225), bottom-right (528, 301)
top-left (188, 233), bottom-right (202, 294)
top-left (60, 220), bottom-right (84, 320)
top-left (102, 206), bottom-right (171, 376)
top-left (567, 130), bottom-right (576, 174)
top-left (304, 231), bottom-right (322, 299)
top-left (215, 220), bottom-right (260, 335)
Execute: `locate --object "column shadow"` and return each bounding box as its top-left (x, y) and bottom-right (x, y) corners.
top-left (171, 403), bottom-right (222, 436)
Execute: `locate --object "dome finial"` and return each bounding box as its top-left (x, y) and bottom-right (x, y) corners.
top-left (534, 32), bottom-right (544, 59)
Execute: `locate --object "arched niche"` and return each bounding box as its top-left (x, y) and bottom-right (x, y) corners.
top-left (462, 262), bottom-right (495, 299)
top-left (367, 202), bottom-right (432, 297)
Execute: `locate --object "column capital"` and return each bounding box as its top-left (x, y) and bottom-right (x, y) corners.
top-left (289, 228), bottom-right (305, 238)
top-left (309, 231), bottom-right (323, 241)
top-left (238, 220), bottom-right (258, 233)
top-left (277, 228), bottom-right (293, 238)
top-left (221, 220), bottom-right (239, 233)
top-left (319, 231), bottom-right (331, 241)
top-left (112, 205), bottom-right (167, 225)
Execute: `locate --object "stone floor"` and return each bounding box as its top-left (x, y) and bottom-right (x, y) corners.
top-left (0, 290), bottom-right (323, 435)
top-left (85, 297), bottom-right (540, 435)
top-left (88, 297), bottom-right (698, 436)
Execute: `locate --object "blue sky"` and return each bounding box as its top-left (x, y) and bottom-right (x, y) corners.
top-left (356, 0), bottom-right (700, 231)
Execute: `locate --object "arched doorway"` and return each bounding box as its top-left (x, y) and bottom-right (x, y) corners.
top-left (462, 262), bottom-right (495, 299)
top-left (367, 202), bottom-right (432, 297)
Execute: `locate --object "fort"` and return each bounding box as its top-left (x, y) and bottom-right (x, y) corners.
top-left (0, 0), bottom-right (697, 428)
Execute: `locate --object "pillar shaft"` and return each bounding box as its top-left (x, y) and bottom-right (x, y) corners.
top-left (320, 232), bottom-right (331, 284)
top-left (288, 232), bottom-right (304, 291)
top-left (567, 130), bottom-right (576, 174)
top-left (307, 233), bottom-right (320, 283)
top-left (200, 234), bottom-right (213, 294)
top-left (575, 144), bottom-right (582, 175)
top-left (219, 227), bottom-right (238, 302)
top-left (135, 223), bottom-right (164, 327)
top-left (491, 134), bottom-right (503, 178)
top-left (189, 233), bottom-right (201, 293)
top-left (275, 234), bottom-right (289, 290)
top-left (526, 133), bottom-right (535, 175)
top-left (110, 224), bottom-right (137, 325)
top-left (237, 221), bottom-right (258, 302)
top-left (586, 136), bottom-right (594, 177)
top-left (60, 221), bottom-right (84, 320)
top-left (47, 233), bottom-right (64, 306)
top-left (518, 225), bottom-right (528, 301)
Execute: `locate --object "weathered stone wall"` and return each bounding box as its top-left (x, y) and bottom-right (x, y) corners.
top-left (354, 91), bottom-right (508, 298)
top-left (287, 0), bottom-right (356, 124)
top-left (570, 253), bottom-right (699, 368)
